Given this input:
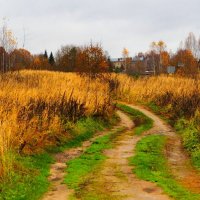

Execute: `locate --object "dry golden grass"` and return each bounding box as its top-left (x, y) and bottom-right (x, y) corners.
top-left (115, 74), bottom-right (200, 119)
top-left (0, 70), bottom-right (113, 176)
top-left (2, 71), bottom-right (199, 178)
top-left (116, 75), bottom-right (197, 101)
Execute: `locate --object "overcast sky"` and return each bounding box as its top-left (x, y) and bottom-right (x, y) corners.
top-left (0, 0), bottom-right (200, 57)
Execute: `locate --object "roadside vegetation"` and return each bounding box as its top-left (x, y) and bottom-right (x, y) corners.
top-left (116, 75), bottom-right (200, 170)
top-left (147, 102), bottom-right (200, 169)
top-left (0, 116), bottom-right (113, 200)
top-left (116, 103), bottom-right (153, 135)
top-left (0, 70), bottom-right (115, 199)
top-left (131, 135), bottom-right (200, 200)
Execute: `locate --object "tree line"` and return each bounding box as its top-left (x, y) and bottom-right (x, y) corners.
top-left (0, 21), bottom-right (111, 77)
top-left (1, 21), bottom-right (200, 77)
top-left (55, 43), bottom-right (111, 77)
top-left (125, 33), bottom-right (200, 77)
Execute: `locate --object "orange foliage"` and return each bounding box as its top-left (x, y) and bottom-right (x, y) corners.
top-left (161, 51), bottom-right (170, 68)
top-left (171, 49), bottom-right (198, 76)
top-left (76, 43), bottom-right (108, 77)
top-left (11, 48), bottom-right (32, 70)
top-left (32, 55), bottom-right (50, 70)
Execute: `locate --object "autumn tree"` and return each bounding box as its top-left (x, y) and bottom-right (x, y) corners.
top-left (132, 59), bottom-right (145, 75)
top-left (122, 48), bottom-right (131, 72)
top-left (161, 51), bottom-right (170, 71)
top-left (0, 19), bottom-right (17, 72)
top-left (55, 45), bottom-right (79, 72)
top-left (170, 49), bottom-right (198, 76)
top-left (146, 50), bottom-right (159, 75)
top-left (150, 41), bottom-right (167, 74)
top-left (11, 48), bottom-right (32, 70)
top-left (31, 54), bottom-right (50, 70)
top-left (76, 43), bottom-right (108, 78)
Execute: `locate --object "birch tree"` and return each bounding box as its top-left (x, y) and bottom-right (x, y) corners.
top-left (0, 19), bottom-right (17, 72)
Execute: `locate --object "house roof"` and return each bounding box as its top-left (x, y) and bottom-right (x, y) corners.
top-left (110, 58), bottom-right (119, 62)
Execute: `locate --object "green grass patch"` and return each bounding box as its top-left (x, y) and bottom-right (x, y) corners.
top-left (130, 135), bottom-right (200, 200)
top-left (0, 116), bottom-right (115, 200)
top-left (117, 103), bottom-right (153, 135)
top-left (175, 118), bottom-right (200, 169)
top-left (147, 101), bottom-right (161, 113)
top-left (48, 116), bottom-right (117, 153)
top-left (64, 128), bottom-right (124, 196)
top-left (0, 153), bottom-right (53, 200)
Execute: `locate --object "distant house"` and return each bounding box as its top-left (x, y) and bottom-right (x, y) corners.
top-left (111, 54), bottom-right (153, 75)
top-left (110, 58), bottom-right (125, 72)
top-left (129, 54), bottom-right (149, 75)
top-left (111, 54), bottom-right (176, 76)
top-left (111, 56), bottom-right (147, 74)
top-left (111, 58), bottom-right (124, 69)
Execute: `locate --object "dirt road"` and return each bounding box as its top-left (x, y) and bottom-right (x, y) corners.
top-left (129, 104), bottom-right (200, 194)
top-left (82, 109), bottom-right (171, 200)
top-left (41, 111), bottom-right (133, 200)
top-left (42, 104), bottom-right (200, 200)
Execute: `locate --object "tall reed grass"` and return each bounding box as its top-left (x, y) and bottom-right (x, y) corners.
top-left (115, 74), bottom-right (200, 119)
top-left (0, 70), bottom-right (113, 177)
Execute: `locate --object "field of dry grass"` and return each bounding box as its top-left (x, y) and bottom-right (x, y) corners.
top-left (1, 71), bottom-right (200, 182)
top-left (0, 70), bottom-right (114, 177)
top-left (1, 71), bottom-right (200, 200)
top-left (116, 74), bottom-right (200, 119)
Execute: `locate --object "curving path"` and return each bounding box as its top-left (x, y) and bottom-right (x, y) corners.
top-left (42, 104), bottom-right (200, 200)
top-left (128, 104), bottom-right (200, 194)
top-left (41, 111), bottom-right (133, 200)
top-left (83, 109), bottom-right (171, 200)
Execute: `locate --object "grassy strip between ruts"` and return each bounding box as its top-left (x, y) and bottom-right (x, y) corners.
top-left (64, 127), bottom-right (124, 199)
top-left (116, 103), bottom-right (153, 135)
top-left (0, 117), bottom-right (114, 200)
top-left (130, 134), bottom-right (200, 200)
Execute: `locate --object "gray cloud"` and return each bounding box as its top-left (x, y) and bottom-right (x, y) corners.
top-left (0, 0), bottom-right (200, 57)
